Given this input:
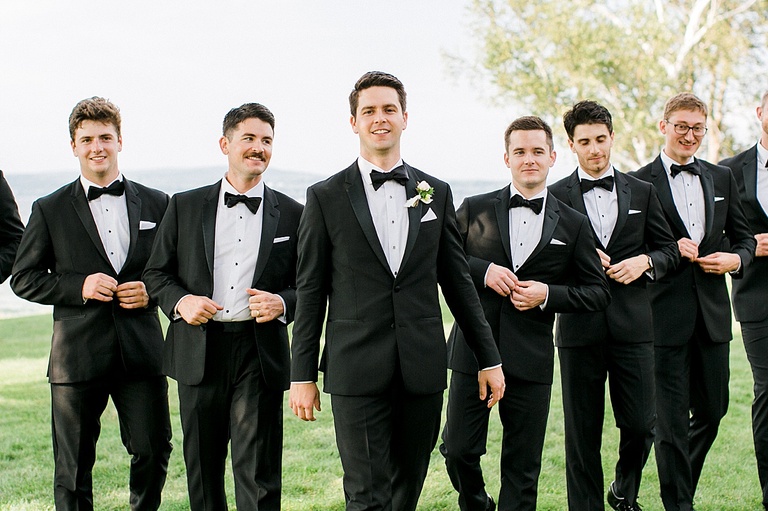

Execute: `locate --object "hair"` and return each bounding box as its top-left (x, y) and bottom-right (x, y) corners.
top-left (663, 92), bottom-right (708, 119)
top-left (222, 103), bottom-right (275, 138)
top-left (349, 71), bottom-right (407, 117)
top-left (504, 116), bottom-right (554, 152)
top-left (563, 100), bottom-right (613, 140)
top-left (69, 97), bottom-right (121, 141)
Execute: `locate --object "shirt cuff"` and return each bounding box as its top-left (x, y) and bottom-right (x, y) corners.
top-left (483, 264), bottom-right (492, 287)
top-left (480, 364), bottom-right (502, 371)
top-left (539, 284), bottom-right (549, 310)
top-left (276, 294), bottom-right (287, 324)
top-left (173, 294), bottom-right (193, 321)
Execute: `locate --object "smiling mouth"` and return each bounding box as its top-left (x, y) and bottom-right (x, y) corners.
top-left (372, 129), bottom-right (389, 134)
top-left (246, 154), bottom-right (265, 161)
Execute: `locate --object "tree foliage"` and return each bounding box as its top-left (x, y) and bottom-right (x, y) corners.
top-left (462, 0), bottom-right (768, 168)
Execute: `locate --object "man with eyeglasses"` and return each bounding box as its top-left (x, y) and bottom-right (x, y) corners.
top-left (633, 92), bottom-right (755, 511)
top-left (719, 90), bottom-right (768, 510)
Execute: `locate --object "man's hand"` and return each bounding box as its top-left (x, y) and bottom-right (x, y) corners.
top-left (485, 263), bottom-right (518, 297)
top-left (478, 366), bottom-right (505, 408)
top-left (247, 288), bottom-right (284, 323)
top-left (510, 281), bottom-right (547, 311)
top-left (696, 252), bottom-right (741, 275)
top-left (755, 233), bottom-right (768, 257)
top-left (177, 295), bottom-right (223, 326)
top-left (289, 382), bottom-right (322, 421)
top-left (678, 237), bottom-right (699, 262)
top-left (116, 281), bottom-right (149, 309)
top-left (606, 254), bottom-right (650, 284)
top-left (82, 273), bottom-right (118, 302)
top-left (596, 248), bottom-right (611, 269)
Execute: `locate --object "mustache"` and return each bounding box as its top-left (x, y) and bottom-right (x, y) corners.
top-left (245, 152), bottom-right (266, 161)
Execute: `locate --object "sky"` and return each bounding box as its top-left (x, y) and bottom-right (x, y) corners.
top-left (0, 0), bottom-right (580, 186)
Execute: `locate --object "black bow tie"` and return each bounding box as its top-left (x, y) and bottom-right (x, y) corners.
top-left (580, 175), bottom-right (614, 193)
top-left (509, 194), bottom-right (544, 215)
top-left (370, 166), bottom-right (408, 191)
top-left (87, 180), bottom-right (125, 201)
top-left (224, 192), bottom-right (262, 214)
top-left (670, 162), bottom-right (701, 177)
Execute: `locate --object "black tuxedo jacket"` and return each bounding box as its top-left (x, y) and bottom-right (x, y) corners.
top-left (446, 188), bottom-right (609, 384)
top-left (290, 161), bottom-right (502, 396)
top-left (11, 178), bottom-right (169, 383)
top-left (720, 145), bottom-right (768, 323)
top-left (143, 180), bottom-right (303, 390)
top-left (632, 156), bottom-right (755, 345)
top-left (0, 170), bottom-right (24, 283)
top-left (549, 170), bottom-right (679, 346)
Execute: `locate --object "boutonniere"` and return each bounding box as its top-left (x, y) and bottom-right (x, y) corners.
top-left (404, 180), bottom-right (434, 208)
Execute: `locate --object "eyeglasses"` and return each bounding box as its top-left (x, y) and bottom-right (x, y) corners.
top-left (665, 120), bottom-right (708, 137)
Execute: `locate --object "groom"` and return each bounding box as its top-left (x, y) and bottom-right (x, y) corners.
top-left (289, 71), bottom-right (505, 511)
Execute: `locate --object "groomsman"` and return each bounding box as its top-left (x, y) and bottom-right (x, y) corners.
top-left (0, 170), bottom-right (24, 282)
top-left (289, 71), bottom-right (505, 511)
top-left (440, 115), bottom-right (609, 511)
top-left (11, 97), bottom-right (172, 510)
top-left (633, 92), bottom-right (755, 511)
top-left (549, 100), bottom-right (679, 511)
top-left (719, 90), bottom-right (768, 510)
top-left (143, 103), bottom-right (302, 510)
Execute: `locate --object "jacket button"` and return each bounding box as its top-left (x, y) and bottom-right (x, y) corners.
top-left (390, 323), bottom-right (395, 329)
top-left (394, 286), bottom-right (401, 292)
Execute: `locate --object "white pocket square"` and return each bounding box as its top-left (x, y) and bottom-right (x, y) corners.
top-left (714, 196), bottom-right (725, 202)
top-left (628, 209), bottom-right (642, 215)
top-left (139, 221), bottom-right (156, 230)
top-left (421, 208), bottom-right (437, 222)
top-left (550, 238), bottom-right (566, 246)
top-left (273, 236), bottom-right (290, 243)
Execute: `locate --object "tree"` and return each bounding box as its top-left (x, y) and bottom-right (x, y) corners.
top-left (458, 0), bottom-right (768, 168)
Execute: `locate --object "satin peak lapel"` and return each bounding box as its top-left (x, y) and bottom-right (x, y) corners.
top-left (70, 181), bottom-right (112, 268)
top-left (345, 165), bottom-right (391, 273)
top-left (122, 179), bottom-right (142, 271)
top-left (650, 158), bottom-right (689, 237)
top-left (251, 186), bottom-right (280, 286)
top-left (494, 188), bottom-right (513, 267)
top-left (520, 198), bottom-right (559, 270)
top-left (606, 172), bottom-right (630, 250)
top-left (201, 182), bottom-right (220, 277)
top-left (566, 171), bottom-right (589, 216)
top-left (699, 162), bottom-right (715, 243)
top-left (400, 164), bottom-right (423, 273)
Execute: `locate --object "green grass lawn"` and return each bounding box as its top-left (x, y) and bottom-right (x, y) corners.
top-left (0, 313), bottom-right (762, 510)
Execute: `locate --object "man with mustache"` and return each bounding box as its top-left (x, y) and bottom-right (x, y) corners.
top-left (633, 92), bottom-right (755, 511)
top-left (144, 103), bottom-right (303, 510)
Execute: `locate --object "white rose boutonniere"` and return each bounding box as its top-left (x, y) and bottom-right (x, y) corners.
top-left (405, 180), bottom-right (435, 208)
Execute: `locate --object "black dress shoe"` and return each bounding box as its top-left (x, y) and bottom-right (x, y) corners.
top-left (607, 481), bottom-right (643, 511)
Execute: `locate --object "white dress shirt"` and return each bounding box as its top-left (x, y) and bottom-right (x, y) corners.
top-left (756, 141), bottom-right (768, 217)
top-left (81, 174), bottom-right (129, 273)
top-left (661, 151), bottom-right (706, 244)
top-left (211, 178), bottom-right (264, 322)
top-left (579, 167), bottom-right (618, 248)
top-left (508, 186), bottom-right (547, 272)
top-left (358, 156), bottom-right (408, 276)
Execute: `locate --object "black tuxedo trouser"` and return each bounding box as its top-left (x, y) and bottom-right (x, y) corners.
top-left (558, 343), bottom-right (655, 511)
top-left (654, 312), bottom-right (729, 511)
top-left (51, 375), bottom-right (172, 511)
top-left (330, 379), bottom-right (443, 511)
top-left (740, 319), bottom-right (768, 507)
top-left (177, 322), bottom-right (283, 511)
top-left (440, 371), bottom-right (551, 511)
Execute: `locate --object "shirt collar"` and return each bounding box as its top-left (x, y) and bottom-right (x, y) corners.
top-left (577, 165), bottom-right (615, 182)
top-left (221, 174), bottom-right (264, 198)
top-left (660, 150), bottom-right (695, 176)
top-left (757, 140), bottom-right (768, 168)
top-left (80, 173), bottom-right (123, 196)
top-left (357, 156), bottom-right (405, 185)
top-left (509, 183), bottom-right (547, 203)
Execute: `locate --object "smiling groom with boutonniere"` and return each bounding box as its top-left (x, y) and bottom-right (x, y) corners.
top-left (288, 71), bottom-right (505, 511)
